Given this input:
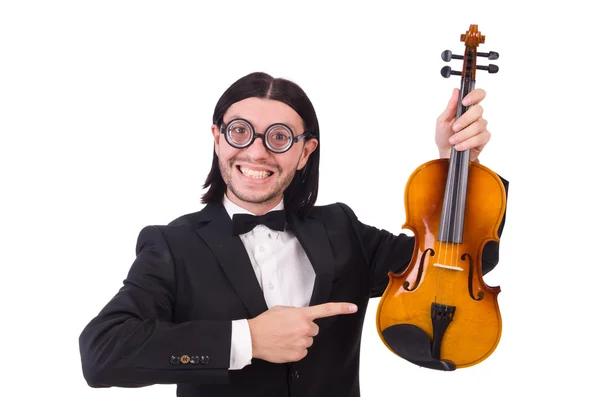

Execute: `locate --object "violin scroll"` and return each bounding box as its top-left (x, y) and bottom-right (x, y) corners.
top-left (441, 24), bottom-right (499, 78)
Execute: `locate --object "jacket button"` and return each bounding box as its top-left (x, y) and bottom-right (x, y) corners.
top-left (169, 355), bottom-right (179, 364)
top-left (290, 368), bottom-right (300, 381)
top-left (190, 355), bottom-right (200, 364)
top-left (180, 354), bottom-right (190, 364)
top-left (200, 355), bottom-right (210, 365)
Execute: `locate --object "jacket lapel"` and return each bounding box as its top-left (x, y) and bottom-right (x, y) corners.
top-left (287, 212), bottom-right (334, 307)
top-left (194, 202), bottom-right (335, 317)
top-left (195, 202), bottom-right (268, 318)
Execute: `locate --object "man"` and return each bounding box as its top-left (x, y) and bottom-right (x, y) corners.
top-left (79, 71), bottom-right (507, 396)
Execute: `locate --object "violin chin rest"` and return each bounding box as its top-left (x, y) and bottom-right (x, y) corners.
top-left (381, 324), bottom-right (456, 371)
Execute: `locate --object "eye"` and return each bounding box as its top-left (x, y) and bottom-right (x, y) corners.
top-left (232, 126), bottom-right (248, 136)
top-left (268, 127), bottom-right (292, 140)
top-left (226, 120), bottom-right (253, 145)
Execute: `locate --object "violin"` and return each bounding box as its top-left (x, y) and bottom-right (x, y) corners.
top-left (375, 25), bottom-right (506, 371)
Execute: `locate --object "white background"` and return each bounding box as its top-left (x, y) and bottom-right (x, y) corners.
top-left (2, 1), bottom-right (598, 396)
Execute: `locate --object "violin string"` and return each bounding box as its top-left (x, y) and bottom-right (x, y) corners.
top-left (434, 238), bottom-right (440, 304)
top-left (448, 145), bottom-right (461, 309)
top-left (442, 150), bottom-right (457, 308)
top-left (449, 157), bottom-right (457, 310)
top-left (440, 157), bottom-right (453, 308)
top-left (452, 147), bottom-right (464, 308)
top-left (449, 129), bottom-right (466, 309)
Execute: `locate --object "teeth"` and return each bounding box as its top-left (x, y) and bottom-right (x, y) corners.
top-left (239, 166), bottom-right (271, 179)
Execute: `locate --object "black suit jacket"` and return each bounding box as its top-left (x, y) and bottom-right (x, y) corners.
top-left (79, 190), bottom-right (507, 396)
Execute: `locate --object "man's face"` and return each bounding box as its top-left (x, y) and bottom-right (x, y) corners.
top-left (211, 97), bottom-right (318, 213)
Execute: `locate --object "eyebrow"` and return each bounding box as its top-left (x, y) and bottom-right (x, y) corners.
top-left (226, 114), bottom-right (298, 133)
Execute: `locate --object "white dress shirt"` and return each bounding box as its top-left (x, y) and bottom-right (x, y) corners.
top-left (222, 195), bottom-right (316, 370)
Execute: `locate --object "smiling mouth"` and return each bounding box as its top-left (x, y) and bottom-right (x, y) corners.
top-left (236, 165), bottom-right (274, 179)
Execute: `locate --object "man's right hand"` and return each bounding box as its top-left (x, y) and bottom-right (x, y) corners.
top-left (247, 302), bottom-right (358, 363)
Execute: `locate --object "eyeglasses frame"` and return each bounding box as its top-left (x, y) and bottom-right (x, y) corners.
top-left (219, 117), bottom-right (314, 154)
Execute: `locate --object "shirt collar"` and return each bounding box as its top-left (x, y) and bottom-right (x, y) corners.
top-left (222, 194), bottom-right (285, 218)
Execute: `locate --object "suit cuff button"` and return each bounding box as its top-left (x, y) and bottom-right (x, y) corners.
top-left (169, 355), bottom-right (180, 364)
top-left (190, 355), bottom-right (200, 364)
top-left (200, 355), bottom-right (210, 365)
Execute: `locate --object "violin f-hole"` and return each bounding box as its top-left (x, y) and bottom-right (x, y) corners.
top-left (403, 248), bottom-right (434, 291)
top-left (463, 253), bottom-right (484, 301)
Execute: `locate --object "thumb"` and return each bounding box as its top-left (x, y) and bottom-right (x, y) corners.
top-left (438, 88), bottom-right (459, 123)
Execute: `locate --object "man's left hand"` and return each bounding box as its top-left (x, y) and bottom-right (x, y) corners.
top-left (435, 87), bottom-right (491, 163)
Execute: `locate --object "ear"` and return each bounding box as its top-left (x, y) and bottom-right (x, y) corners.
top-left (296, 138), bottom-right (319, 170)
top-left (211, 124), bottom-right (220, 155)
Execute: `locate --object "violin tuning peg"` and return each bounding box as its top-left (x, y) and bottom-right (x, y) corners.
top-left (476, 64), bottom-right (499, 73)
top-left (476, 51), bottom-right (499, 60)
top-left (441, 50), bottom-right (463, 62)
top-left (441, 66), bottom-right (461, 78)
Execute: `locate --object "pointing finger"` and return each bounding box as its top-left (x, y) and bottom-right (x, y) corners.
top-left (303, 302), bottom-right (358, 320)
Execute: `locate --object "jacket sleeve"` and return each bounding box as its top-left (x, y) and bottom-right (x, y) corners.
top-left (337, 173), bottom-right (508, 297)
top-left (79, 225), bottom-right (231, 388)
top-left (337, 202), bottom-right (415, 298)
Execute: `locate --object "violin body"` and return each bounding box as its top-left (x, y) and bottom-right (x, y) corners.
top-left (375, 25), bottom-right (505, 370)
top-left (376, 158), bottom-right (506, 369)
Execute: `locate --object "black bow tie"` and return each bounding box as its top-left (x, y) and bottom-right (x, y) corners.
top-left (232, 210), bottom-right (286, 235)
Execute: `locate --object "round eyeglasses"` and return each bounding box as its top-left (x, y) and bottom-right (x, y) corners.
top-left (220, 118), bottom-right (313, 153)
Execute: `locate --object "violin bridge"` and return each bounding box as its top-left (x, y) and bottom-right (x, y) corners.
top-left (433, 263), bottom-right (464, 271)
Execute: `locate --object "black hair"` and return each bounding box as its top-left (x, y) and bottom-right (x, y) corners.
top-left (201, 72), bottom-right (320, 217)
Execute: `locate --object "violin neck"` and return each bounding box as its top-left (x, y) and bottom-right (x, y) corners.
top-left (437, 77), bottom-right (476, 244)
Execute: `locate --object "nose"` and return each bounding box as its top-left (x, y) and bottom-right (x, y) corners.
top-left (243, 135), bottom-right (270, 159)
